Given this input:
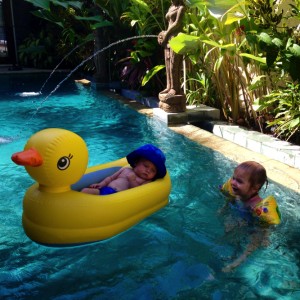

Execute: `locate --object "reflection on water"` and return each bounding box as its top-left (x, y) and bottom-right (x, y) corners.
top-left (0, 136), bottom-right (12, 144)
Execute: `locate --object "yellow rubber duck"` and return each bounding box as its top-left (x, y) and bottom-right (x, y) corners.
top-left (12, 128), bottom-right (89, 193)
top-left (11, 128), bottom-right (171, 246)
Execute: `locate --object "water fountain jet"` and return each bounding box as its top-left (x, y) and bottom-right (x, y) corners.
top-left (13, 35), bottom-right (157, 139)
top-left (16, 42), bottom-right (88, 97)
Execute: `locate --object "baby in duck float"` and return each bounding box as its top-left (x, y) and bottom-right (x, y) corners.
top-left (81, 144), bottom-right (167, 195)
top-left (219, 161), bottom-right (281, 272)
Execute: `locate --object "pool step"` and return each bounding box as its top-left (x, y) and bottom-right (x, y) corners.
top-left (120, 89), bottom-right (159, 108)
top-left (153, 105), bottom-right (220, 124)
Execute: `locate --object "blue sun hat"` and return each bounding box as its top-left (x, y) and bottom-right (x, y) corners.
top-left (126, 144), bottom-right (167, 179)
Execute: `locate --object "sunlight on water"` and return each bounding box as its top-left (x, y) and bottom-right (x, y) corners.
top-left (0, 74), bottom-right (299, 299)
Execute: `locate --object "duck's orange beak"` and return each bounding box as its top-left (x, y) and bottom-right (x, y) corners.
top-left (11, 147), bottom-right (43, 167)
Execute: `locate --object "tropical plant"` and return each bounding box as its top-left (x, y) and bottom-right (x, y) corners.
top-left (18, 29), bottom-right (56, 68)
top-left (121, 0), bottom-right (166, 34)
top-left (90, 0), bottom-right (134, 82)
top-left (254, 82), bottom-right (300, 142)
top-left (20, 0), bottom-right (113, 70)
top-left (170, 1), bottom-right (261, 125)
top-left (184, 69), bottom-right (215, 106)
top-left (117, 0), bottom-right (170, 93)
top-left (168, 0), bottom-right (300, 130)
top-left (248, 0), bottom-right (300, 82)
top-left (22, 0), bottom-right (165, 82)
top-left (118, 40), bottom-right (156, 90)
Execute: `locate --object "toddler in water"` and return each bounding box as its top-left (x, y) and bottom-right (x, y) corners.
top-left (81, 144), bottom-right (166, 195)
top-left (219, 161), bottom-right (281, 272)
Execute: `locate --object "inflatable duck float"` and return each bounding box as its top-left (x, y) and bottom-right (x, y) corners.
top-left (11, 128), bottom-right (171, 246)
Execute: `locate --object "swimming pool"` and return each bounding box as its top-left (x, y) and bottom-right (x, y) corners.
top-left (1, 73), bottom-right (299, 299)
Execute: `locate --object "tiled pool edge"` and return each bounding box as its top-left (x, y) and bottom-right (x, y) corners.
top-left (212, 123), bottom-right (300, 170)
top-left (106, 91), bottom-right (300, 194)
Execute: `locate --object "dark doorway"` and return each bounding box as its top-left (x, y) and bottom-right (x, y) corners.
top-left (0, 0), bottom-right (19, 66)
top-left (1, 0), bottom-right (34, 68)
top-left (0, 0), bottom-right (9, 63)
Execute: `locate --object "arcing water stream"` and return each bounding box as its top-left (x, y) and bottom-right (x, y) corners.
top-left (13, 35), bottom-right (157, 139)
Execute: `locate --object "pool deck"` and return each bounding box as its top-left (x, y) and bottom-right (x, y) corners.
top-left (110, 92), bottom-right (300, 194)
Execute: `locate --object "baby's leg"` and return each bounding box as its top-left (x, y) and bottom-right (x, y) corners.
top-left (81, 187), bottom-right (100, 195)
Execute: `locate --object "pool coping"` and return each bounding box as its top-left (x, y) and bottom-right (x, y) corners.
top-left (107, 91), bottom-right (300, 194)
top-left (0, 65), bottom-right (70, 74)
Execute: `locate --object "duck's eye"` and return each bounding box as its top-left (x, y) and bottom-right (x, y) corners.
top-left (57, 154), bottom-right (72, 170)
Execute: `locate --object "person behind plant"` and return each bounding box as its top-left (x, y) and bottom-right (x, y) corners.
top-left (81, 144), bottom-right (167, 195)
top-left (158, 0), bottom-right (185, 96)
top-left (219, 161), bottom-right (281, 272)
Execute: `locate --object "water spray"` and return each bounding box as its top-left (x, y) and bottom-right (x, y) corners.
top-left (13, 35), bottom-right (157, 139)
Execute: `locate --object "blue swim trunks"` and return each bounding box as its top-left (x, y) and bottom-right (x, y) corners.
top-left (99, 186), bottom-right (117, 195)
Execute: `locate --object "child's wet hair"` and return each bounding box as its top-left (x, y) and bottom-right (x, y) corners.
top-left (235, 161), bottom-right (268, 191)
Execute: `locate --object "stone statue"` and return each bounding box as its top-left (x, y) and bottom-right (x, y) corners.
top-left (158, 0), bottom-right (186, 113)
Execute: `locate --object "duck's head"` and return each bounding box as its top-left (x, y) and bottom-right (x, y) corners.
top-left (11, 128), bottom-right (88, 193)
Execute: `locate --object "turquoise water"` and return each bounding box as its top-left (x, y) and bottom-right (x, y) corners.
top-left (0, 74), bottom-right (300, 299)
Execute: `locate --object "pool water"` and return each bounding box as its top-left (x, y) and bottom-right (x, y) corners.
top-left (0, 74), bottom-right (299, 299)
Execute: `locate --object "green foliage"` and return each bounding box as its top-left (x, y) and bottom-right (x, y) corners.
top-left (25, 0), bottom-right (83, 10)
top-left (248, 0), bottom-right (283, 29)
top-left (25, 0), bottom-right (51, 10)
top-left (253, 28), bottom-right (300, 82)
top-left (26, 0), bottom-right (84, 27)
top-left (170, 1), bottom-right (260, 123)
top-left (121, 0), bottom-right (167, 34)
top-left (18, 30), bottom-right (56, 68)
top-left (116, 0), bottom-right (169, 92)
top-left (21, 0), bottom-right (114, 69)
top-left (93, 0), bottom-right (131, 24)
top-left (185, 71), bottom-right (215, 106)
top-left (117, 38), bottom-right (164, 94)
top-left (168, 0), bottom-right (300, 132)
top-left (254, 82), bottom-right (300, 141)
top-left (142, 65), bottom-right (165, 86)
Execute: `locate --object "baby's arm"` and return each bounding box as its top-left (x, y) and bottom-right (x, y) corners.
top-left (222, 228), bottom-right (270, 272)
top-left (222, 241), bottom-right (258, 272)
top-left (89, 168), bottom-right (125, 189)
